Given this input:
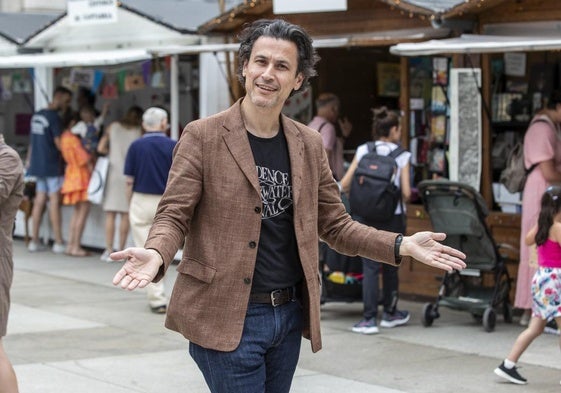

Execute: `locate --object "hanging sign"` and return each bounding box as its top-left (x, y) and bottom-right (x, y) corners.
top-left (273, 0), bottom-right (346, 14)
top-left (67, 0), bottom-right (118, 26)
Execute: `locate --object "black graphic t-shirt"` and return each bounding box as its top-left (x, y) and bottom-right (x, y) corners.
top-left (247, 128), bottom-right (303, 293)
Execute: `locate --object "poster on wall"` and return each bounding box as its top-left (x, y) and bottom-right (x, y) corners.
top-left (504, 52), bottom-right (526, 77)
top-left (70, 68), bottom-right (95, 88)
top-left (377, 63), bottom-right (400, 97)
top-left (449, 68), bottom-right (482, 191)
top-left (432, 57), bottom-right (448, 86)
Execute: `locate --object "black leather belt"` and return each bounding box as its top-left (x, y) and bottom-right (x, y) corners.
top-left (249, 287), bottom-right (298, 307)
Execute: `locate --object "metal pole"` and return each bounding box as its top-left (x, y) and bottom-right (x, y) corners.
top-left (170, 54), bottom-right (179, 140)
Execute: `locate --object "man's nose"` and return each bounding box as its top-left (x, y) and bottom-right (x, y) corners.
top-left (261, 64), bottom-right (275, 79)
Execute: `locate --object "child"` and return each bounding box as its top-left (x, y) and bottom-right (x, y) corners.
top-left (71, 102), bottom-right (109, 156)
top-left (494, 185), bottom-right (561, 385)
top-left (60, 111), bottom-right (93, 257)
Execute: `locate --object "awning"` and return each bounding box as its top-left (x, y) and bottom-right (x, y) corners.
top-left (0, 27), bottom-right (453, 69)
top-left (390, 34), bottom-right (561, 56)
top-left (0, 48), bottom-right (152, 68)
top-left (153, 27), bottom-right (451, 56)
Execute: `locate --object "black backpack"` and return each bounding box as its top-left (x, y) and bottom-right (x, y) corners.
top-left (349, 142), bottom-right (405, 222)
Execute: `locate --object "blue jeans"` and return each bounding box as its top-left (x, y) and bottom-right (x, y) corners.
top-left (189, 300), bottom-right (303, 393)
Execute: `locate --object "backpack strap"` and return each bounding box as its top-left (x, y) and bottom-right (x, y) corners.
top-left (366, 141), bottom-right (377, 154)
top-left (388, 146), bottom-right (406, 159)
top-left (373, 143), bottom-right (406, 214)
top-left (388, 146), bottom-right (406, 213)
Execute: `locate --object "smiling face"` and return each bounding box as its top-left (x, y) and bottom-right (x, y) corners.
top-left (242, 36), bottom-right (304, 112)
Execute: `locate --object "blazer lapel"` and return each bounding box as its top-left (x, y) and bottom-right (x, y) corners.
top-left (282, 115), bottom-right (304, 205)
top-left (221, 102), bottom-right (261, 195)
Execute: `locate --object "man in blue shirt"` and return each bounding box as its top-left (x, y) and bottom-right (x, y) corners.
top-left (27, 86), bottom-right (72, 253)
top-left (124, 107), bottom-right (176, 313)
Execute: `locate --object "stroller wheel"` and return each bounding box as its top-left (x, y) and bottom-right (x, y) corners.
top-left (483, 307), bottom-right (496, 332)
top-left (422, 302), bottom-right (436, 327)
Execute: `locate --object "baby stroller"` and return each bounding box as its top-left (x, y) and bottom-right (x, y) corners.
top-left (417, 180), bottom-right (513, 332)
top-left (320, 192), bottom-right (364, 304)
top-left (320, 243), bottom-right (363, 304)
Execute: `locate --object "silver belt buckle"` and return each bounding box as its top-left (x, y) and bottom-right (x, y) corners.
top-left (270, 289), bottom-right (283, 307)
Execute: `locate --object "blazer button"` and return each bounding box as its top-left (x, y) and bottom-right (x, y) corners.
top-left (244, 277), bottom-right (251, 285)
top-left (254, 206), bottom-right (261, 214)
top-left (249, 241), bottom-right (257, 248)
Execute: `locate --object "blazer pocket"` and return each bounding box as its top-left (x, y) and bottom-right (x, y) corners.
top-left (176, 258), bottom-right (216, 284)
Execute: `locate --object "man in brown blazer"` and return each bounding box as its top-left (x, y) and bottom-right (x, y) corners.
top-left (0, 133), bottom-right (24, 393)
top-left (112, 19), bottom-right (466, 393)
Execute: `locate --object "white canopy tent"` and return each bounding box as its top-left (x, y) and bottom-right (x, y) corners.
top-left (0, 36), bottom-right (17, 56)
top-left (23, 6), bottom-right (199, 52)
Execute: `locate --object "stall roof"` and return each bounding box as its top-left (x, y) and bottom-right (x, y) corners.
top-left (0, 12), bottom-right (62, 44)
top-left (119, 0), bottom-right (243, 34)
top-left (199, 0), bottom-right (507, 34)
top-left (378, 0), bottom-right (508, 18)
top-left (390, 34), bottom-right (561, 56)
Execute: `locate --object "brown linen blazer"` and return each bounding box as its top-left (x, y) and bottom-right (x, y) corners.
top-left (145, 100), bottom-right (401, 353)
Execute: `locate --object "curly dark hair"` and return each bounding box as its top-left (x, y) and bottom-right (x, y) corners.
top-left (535, 185), bottom-right (561, 245)
top-left (236, 19), bottom-right (320, 97)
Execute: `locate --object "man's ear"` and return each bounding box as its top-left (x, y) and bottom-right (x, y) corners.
top-left (294, 72), bottom-right (304, 91)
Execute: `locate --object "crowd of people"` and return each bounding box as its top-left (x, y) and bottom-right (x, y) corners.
top-left (1, 17), bottom-right (560, 393)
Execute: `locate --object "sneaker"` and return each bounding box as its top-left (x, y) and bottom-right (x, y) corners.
top-left (28, 241), bottom-right (47, 252)
top-left (52, 243), bottom-right (66, 254)
top-left (351, 318), bottom-right (379, 334)
top-left (494, 361), bottom-right (527, 385)
top-left (380, 309), bottom-right (410, 328)
top-left (100, 249), bottom-right (115, 262)
top-left (544, 319), bottom-right (560, 336)
top-left (150, 305), bottom-right (167, 314)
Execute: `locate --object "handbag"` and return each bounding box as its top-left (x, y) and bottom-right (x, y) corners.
top-left (87, 156), bottom-right (109, 204)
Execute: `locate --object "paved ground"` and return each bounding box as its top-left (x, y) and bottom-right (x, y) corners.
top-left (6, 239), bottom-right (561, 392)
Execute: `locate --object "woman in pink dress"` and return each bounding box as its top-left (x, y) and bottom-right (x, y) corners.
top-left (516, 90), bottom-right (561, 325)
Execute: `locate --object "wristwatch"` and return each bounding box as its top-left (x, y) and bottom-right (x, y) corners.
top-left (394, 234), bottom-right (403, 264)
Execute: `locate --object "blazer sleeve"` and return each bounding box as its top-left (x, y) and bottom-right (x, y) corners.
top-left (314, 136), bottom-right (401, 266)
top-left (145, 122), bottom-right (204, 279)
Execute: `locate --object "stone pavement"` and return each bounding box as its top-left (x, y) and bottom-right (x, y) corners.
top-left (6, 239), bottom-right (561, 392)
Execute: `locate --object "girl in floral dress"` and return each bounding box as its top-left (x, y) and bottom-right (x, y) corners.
top-left (495, 186), bottom-right (561, 385)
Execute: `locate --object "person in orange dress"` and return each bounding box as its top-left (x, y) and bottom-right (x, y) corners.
top-left (60, 111), bottom-right (93, 256)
